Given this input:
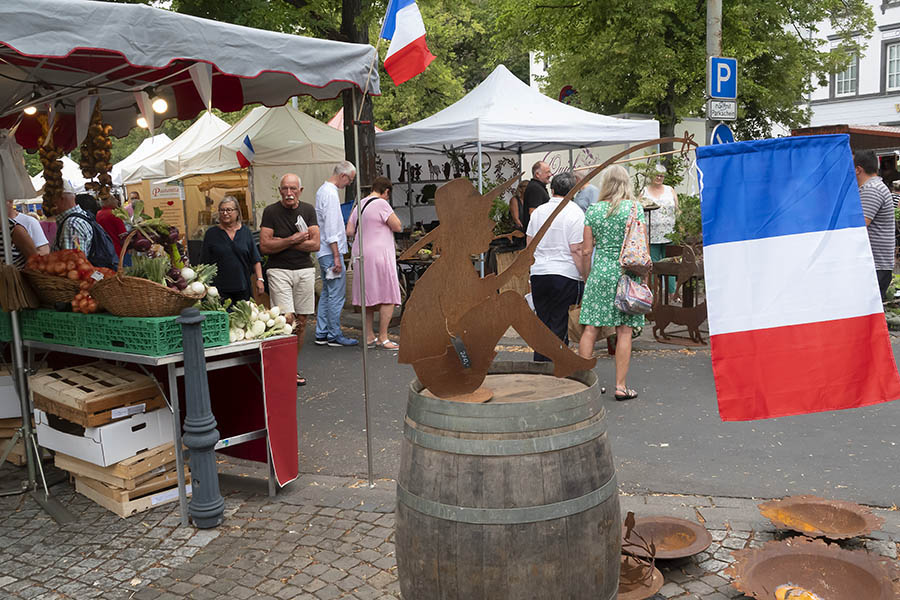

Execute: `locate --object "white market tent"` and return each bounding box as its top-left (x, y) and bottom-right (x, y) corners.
top-left (0, 0), bottom-right (382, 517)
top-left (119, 112), bottom-right (229, 185)
top-left (375, 64), bottom-right (659, 155)
top-left (111, 133), bottom-right (172, 186)
top-left (30, 155), bottom-right (89, 194)
top-left (162, 104), bottom-right (345, 234)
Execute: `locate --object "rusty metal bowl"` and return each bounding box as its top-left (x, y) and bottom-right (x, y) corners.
top-left (618, 555), bottom-right (664, 600)
top-left (622, 516), bottom-right (712, 559)
top-left (758, 495), bottom-right (884, 540)
top-left (726, 537), bottom-right (898, 600)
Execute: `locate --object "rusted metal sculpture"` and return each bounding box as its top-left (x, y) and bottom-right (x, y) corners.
top-left (621, 515), bottom-right (712, 559)
top-left (726, 537), bottom-right (898, 600)
top-left (399, 135), bottom-right (699, 399)
top-left (649, 246), bottom-right (707, 345)
top-left (757, 495), bottom-right (884, 540)
top-left (619, 512), bottom-right (663, 600)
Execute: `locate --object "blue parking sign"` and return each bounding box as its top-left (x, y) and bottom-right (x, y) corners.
top-left (708, 57), bottom-right (737, 99)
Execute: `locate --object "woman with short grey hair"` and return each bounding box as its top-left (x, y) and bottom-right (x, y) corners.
top-left (200, 196), bottom-right (263, 306)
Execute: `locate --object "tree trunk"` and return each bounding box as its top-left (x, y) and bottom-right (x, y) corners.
top-left (341, 0), bottom-right (376, 203)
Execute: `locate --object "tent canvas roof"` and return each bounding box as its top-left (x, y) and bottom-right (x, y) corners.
top-left (111, 133), bottom-right (172, 186)
top-left (375, 65), bottom-right (659, 154)
top-left (120, 112), bottom-right (229, 184)
top-left (163, 104), bottom-right (344, 181)
top-left (31, 155), bottom-right (88, 194)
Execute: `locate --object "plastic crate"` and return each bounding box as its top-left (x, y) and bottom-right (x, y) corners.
top-left (20, 309), bottom-right (83, 346)
top-left (0, 311), bottom-right (11, 342)
top-left (80, 311), bottom-right (230, 356)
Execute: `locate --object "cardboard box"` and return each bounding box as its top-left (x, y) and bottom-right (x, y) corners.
top-left (0, 373), bottom-right (22, 419)
top-left (34, 407), bottom-right (174, 467)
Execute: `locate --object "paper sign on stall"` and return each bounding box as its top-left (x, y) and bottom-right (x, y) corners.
top-left (147, 182), bottom-right (187, 233)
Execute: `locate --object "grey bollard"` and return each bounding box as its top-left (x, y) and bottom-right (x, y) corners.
top-left (177, 307), bottom-right (225, 528)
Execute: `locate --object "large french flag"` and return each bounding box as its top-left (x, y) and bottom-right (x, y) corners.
top-left (697, 134), bottom-right (900, 421)
top-left (382, 0), bottom-right (435, 86)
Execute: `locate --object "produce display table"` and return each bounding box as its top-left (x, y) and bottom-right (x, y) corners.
top-left (24, 335), bottom-right (299, 526)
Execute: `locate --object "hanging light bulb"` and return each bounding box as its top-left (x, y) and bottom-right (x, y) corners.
top-left (136, 115), bottom-right (149, 129)
top-left (151, 95), bottom-right (168, 114)
top-left (23, 105), bottom-right (37, 116)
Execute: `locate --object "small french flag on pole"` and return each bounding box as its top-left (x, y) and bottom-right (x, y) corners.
top-left (697, 134), bottom-right (900, 421)
top-left (236, 135), bottom-right (255, 168)
top-left (381, 0), bottom-right (435, 86)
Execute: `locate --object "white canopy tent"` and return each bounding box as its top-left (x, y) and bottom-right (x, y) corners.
top-left (111, 133), bottom-right (172, 186)
top-left (375, 64), bottom-right (659, 155)
top-left (162, 104), bottom-right (345, 230)
top-left (30, 155), bottom-right (89, 195)
top-left (119, 112), bottom-right (229, 185)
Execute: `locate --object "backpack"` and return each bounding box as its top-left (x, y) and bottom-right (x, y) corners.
top-left (55, 211), bottom-right (119, 270)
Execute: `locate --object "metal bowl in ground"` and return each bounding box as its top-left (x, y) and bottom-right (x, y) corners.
top-left (618, 555), bottom-right (664, 600)
top-left (758, 495), bottom-right (884, 540)
top-left (726, 537), bottom-right (898, 600)
top-left (622, 516), bottom-right (712, 559)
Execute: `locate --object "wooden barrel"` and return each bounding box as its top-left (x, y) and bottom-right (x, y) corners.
top-left (396, 361), bottom-right (620, 600)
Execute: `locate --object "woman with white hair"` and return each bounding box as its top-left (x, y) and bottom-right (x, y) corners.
top-left (578, 165), bottom-right (644, 400)
top-left (200, 196), bottom-right (263, 306)
top-left (640, 162), bottom-right (679, 267)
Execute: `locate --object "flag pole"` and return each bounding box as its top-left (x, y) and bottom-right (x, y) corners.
top-left (356, 36), bottom-right (383, 123)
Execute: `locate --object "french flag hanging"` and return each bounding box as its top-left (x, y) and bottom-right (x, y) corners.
top-left (697, 134), bottom-right (900, 421)
top-left (236, 135), bottom-right (255, 168)
top-left (381, 0), bottom-right (435, 86)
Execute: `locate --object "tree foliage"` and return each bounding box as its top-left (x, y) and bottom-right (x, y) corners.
top-left (493, 0), bottom-right (874, 140)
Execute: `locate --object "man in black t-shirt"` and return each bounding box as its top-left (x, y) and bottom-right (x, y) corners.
top-left (260, 173), bottom-right (320, 386)
top-left (522, 161), bottom-right (551, 232)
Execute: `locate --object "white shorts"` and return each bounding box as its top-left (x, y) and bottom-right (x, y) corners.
top-left (266, 267), bottom-right (316, 315)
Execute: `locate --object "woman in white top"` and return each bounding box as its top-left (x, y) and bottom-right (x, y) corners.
top-left (641, 163), bottom-right (678, 294)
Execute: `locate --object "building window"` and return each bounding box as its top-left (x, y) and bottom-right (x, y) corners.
top-left (835, 57), bottom-right (858, 96)
top-left (888, 43), bottom-right (900, 90)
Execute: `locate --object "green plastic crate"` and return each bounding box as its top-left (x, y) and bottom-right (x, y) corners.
top-left (20, 309), bottom-right (83, 346)
top-left (80, 311), bottom-right (230, 356)
top-left (0, 311), bottom-right (11, 342)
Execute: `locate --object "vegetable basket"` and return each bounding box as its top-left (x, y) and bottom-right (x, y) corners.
top-left (21, 269), bottom-right (81, 306)
top-left (91, 230), bottom-right (205, 317)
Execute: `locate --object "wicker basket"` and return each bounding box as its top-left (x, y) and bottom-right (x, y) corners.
top-left (90, 230), bottom-right (205, 317)
top-left (21, 269), bottom-right (81, 307)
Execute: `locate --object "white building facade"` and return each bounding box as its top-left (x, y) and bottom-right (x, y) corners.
top-left (808, 0), bottom-right (900, 127)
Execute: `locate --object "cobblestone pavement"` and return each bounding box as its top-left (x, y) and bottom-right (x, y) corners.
top-left (1, 460), bottom-right (897, 599)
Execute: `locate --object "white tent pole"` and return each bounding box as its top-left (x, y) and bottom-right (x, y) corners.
top-left (351, 90), bottom-right (375, 488)
top-left (477, 139), bottom-right (484, 277)
top-left (568, 148), bottom-right (574, 170)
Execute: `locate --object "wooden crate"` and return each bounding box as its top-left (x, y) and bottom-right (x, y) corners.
top-left (2, 438), bottom-right (26, 465)
top-left (30, 362), bottom-right (165, 428)
top-left (73, 467), bottom-right (191, 518)
top-left (55, 443), bottom-right (177, 490)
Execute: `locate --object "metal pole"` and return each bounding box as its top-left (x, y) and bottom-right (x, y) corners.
top-left (706, 0), bottom-right (723, 145)
top-left (352, 90), bottom-right (375, 488)
top-left (477, 140), bottom-right (485, 277)
top-left (177, 307), bottom-right (224, 528)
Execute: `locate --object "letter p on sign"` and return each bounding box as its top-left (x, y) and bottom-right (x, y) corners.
top-left (708, 57), bottom-right (737, 99)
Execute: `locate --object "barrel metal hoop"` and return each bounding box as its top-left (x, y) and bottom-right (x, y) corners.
top-left (403, 416), bottom-right (608, 456)
top-left (397, 475), bottom-right (618, 525)
top-left (407, 401), bottom-right (602, 433)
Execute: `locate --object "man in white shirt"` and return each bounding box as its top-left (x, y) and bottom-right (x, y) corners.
top-left (7, 199), bottom-right (49, 255)
top-left (314, 161), bottom-right (359, 347)
top-left (526, 171), bottom-right (585, 362)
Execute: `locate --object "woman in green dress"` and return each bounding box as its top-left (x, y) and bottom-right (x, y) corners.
top-left (578, 165), bottom-right (644, 400)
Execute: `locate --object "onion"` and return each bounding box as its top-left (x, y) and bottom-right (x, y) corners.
top-left (188, 281), bottom-right (206, 295)
top-left (180, 267), bottom-right (196, 282)
top-left (207, 286), bottom-right (219, 298)
top-left (266, 319), bottom-right (275, 328)
top-left (282, 324), bottom-right (293, 335)
top-left (269, 306), bottom-right (281, 317)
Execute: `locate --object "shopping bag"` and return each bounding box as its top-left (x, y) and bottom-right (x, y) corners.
top-left (619, 201), bottom-right (652, 274)
top-left (568, 304), bottom-right (583, 342)
top-left (614, 274), bottom-right (654, 315)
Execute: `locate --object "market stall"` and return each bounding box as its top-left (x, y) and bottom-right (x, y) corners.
top-left (0, 0), bottom-right (380, 525)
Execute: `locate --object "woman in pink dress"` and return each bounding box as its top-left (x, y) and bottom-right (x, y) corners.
top-left (346, 176), bottom-right (403, 350)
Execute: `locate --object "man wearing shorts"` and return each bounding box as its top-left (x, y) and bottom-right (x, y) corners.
top-left (260, 173), bottom-right (320, 386)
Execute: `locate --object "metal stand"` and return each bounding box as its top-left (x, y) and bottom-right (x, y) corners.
top-left (177, 308), bottom-right (224, 528)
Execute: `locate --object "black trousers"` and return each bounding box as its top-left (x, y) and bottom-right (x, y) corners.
top-left (877, 269), bottom-right (892, 300)
top-left (530, 274), bottom-right (583, 362)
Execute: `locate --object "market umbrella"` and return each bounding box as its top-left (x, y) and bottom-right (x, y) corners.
top-left (0, 0), bottom-right (380, 520)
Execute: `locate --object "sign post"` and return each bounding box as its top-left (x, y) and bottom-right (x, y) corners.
top-left (706, 55), bottom-right (738, 142)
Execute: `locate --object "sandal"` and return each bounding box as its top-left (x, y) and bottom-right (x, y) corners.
top-left (378, 339), bottom-right (400, 351)
top-left (366, 339), bottom-right (378, 349)
top-left (297, 374), bottom-right (307, 386)
top-left (614, 386), bottom-right (637, 401)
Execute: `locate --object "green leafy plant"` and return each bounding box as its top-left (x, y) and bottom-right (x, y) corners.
top-left (668, 194), bottom-right (702, 249)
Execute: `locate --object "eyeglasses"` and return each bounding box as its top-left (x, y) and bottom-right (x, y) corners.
top-left (280, 186), bottom-right (300, 192)
top-left (218, 208), bottom-right (236, 213)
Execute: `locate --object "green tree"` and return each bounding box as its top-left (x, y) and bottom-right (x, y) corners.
top-left (494, 0), bottom-right (874, 144)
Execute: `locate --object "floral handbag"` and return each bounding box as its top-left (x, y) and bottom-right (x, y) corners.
top-left (614, 274), bottom-right (654, 315)
top-left (619, 201), bottom-right (653, 274)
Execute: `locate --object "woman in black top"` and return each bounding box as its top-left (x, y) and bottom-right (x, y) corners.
top-left (200, 197), bottom-right (263, 306)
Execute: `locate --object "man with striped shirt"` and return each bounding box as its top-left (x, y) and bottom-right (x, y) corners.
top-left (854, 150), bottom-right (896, 300)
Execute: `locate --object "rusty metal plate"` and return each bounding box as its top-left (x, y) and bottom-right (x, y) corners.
top-left (622, 516), bottom-right (712, 559)
top-left (618, 555), bottom-right (664, 600)
top-left (726, 537), bottom-right (899, 600)
top-left (758, 495), bottom-right (884, 540)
